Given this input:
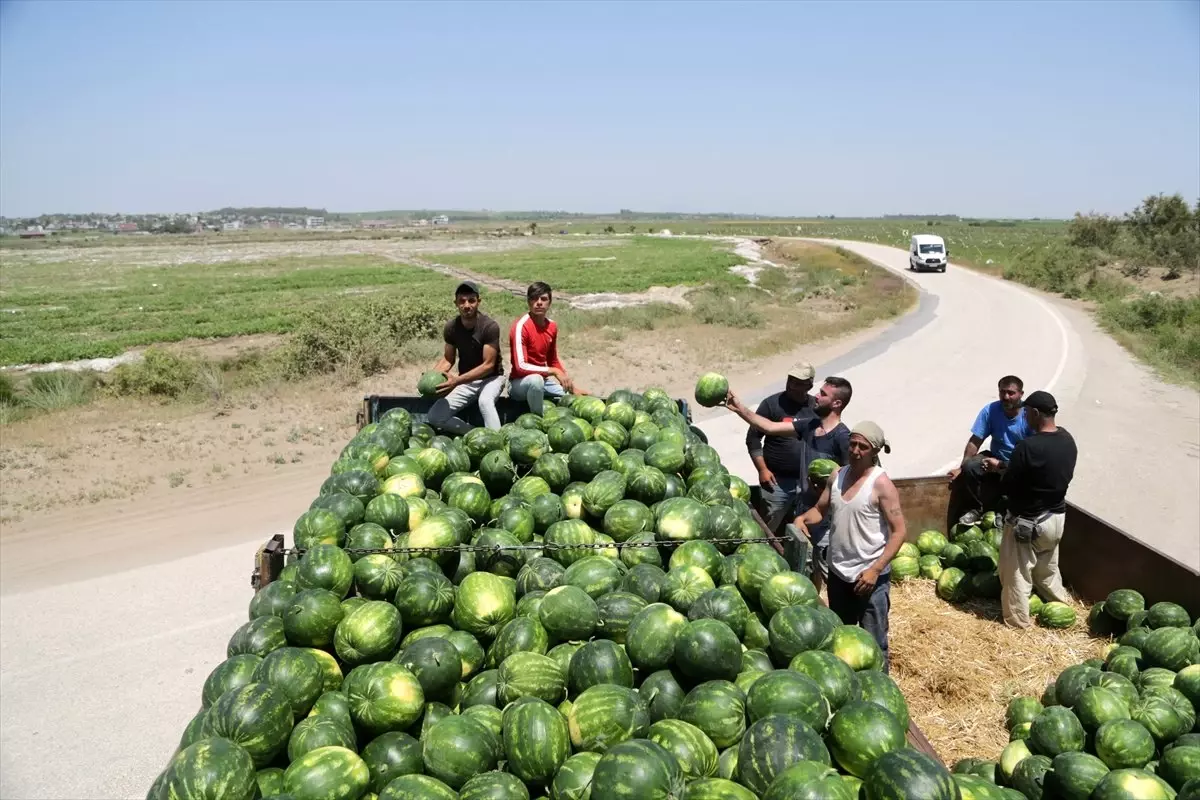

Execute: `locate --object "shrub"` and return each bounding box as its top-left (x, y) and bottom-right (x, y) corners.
top-left (107, 347), bottom-right (199, 398)
top-left (21, 370), bottom-right (99, 410)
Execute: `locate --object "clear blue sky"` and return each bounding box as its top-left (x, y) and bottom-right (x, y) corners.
top-left (1, 0), bottom-right (1197, 219)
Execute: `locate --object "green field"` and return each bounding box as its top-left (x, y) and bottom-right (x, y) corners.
top-left (435, 236), bottom-right (746, 293)
top-left (0, 255), bottom-right (461, 365)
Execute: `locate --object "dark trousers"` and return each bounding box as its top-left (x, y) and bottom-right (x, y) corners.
top-left (947, 453), bottom-right (1005, 528)
top-left (827, 571), bottom-right (891, 673)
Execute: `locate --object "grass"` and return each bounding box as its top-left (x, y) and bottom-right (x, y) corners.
top-left (433, 236), bottom-right (747, 293)
top-left (0, 255), bottom-right (460, 365)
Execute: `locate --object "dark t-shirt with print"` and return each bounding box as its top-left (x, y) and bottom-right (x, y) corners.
top-left (791, 418), bottom-right (850, 544)
top-left (443, 313), bottom-right (502, 377)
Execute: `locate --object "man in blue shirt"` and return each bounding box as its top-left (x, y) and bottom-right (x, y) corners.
top-left (947, 375), bottom-right (1033, 526)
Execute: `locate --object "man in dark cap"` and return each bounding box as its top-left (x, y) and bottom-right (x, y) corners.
top-left (998, 390), bottom-right (1079, 628)
top-left (426, 281), bottom-right (506, 434)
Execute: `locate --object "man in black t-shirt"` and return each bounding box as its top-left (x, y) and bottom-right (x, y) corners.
top-left (997, 390), bottom-right (1078, 629)
top-left (426, 282), bottom-right (507, 434)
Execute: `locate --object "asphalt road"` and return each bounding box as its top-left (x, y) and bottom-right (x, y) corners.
top-left (1, 238), bottom-right (1196, 800)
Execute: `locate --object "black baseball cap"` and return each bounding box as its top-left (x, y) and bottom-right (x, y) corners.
top-left (455, 281), bottom-right (480, 297)
top-left (1023, 390), bottom-right (1058, 414)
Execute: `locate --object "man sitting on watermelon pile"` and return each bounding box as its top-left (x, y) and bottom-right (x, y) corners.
top-left (425, 281), bottom-right (507, 434)
top-left (947, 374), bottom-right (1032, 528)
top-left (507, 281), bottom-right (586, 414)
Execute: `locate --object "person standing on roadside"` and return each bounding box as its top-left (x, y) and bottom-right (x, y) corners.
top-left (508, 281), bottom-right (586, 414)
top-left (794, 422), bottom-right (907, 672)
top-left (740, 362), bottom-right (818, 535)
top-left (947, 375), bottom-right (1032, 527)
top-left (426, 281), bottom-right (506, 434)
top-left (998, 390), bottom-right (1078, 629)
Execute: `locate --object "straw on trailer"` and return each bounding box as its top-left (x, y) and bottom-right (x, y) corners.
top-left (888, 580), bottom-right (1106, 766)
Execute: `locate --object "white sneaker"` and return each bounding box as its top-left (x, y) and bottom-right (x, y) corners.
top-left (959, 509), bottom-right (983, 526)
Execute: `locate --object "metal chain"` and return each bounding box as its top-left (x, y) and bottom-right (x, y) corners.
top-left (280, 535), bottom-right (780, 559)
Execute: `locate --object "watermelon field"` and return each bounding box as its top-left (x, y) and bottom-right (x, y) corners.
top-left (149, 375), bottom-right (1200, 800)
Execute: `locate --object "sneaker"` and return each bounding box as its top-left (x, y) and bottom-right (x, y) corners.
top-left (958, 509), bottom-right (983, 526)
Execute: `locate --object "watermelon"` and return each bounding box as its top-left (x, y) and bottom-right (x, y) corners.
top-left (251, 647), bottom-right (323, 718)
top-left (916, 530), bottom-right (948, 555)
top-left (656, 497), bottom-right (711, 543)
top-left (343, 662), bottom-right (425, 734)
top-left (563, 555), bottom-right (624, 599)
top-left (590, 738), bottom-right (686, 798)
top-left (736, 713), bottom-right (830, 794)
top-left (1029, 705), bottom-right (1086, 757)
top-left (1144, 626), bottom-right (1200, 672)
top-left (538, 584), bottom-right (599, 641)
top-left (378, 773), bottom-right (459, 798)
top-left (734, 545), bottom-right (787, 601)
top-left (759, 760), bottom-right (840, 800)
top-left (826, 624), bottom-right (885, 672)
top-left (671, 540), bottom-right (725, 581)
top-left (595, 590), bottom-right (648, 644)
top-left (227, 616), bottom-right (287, 659)
top-left (163, 736), bottom-right (257, 800)
top-left (856, 671), bottom-right (910, 730)
top-left (861, 749), bottom-right (959, 800)
top-left (1147, 601), bottom-right (1192, 629)
top-left (693, 373), bottom-right (729, 407)
top-left (1011, 754), bottom-right (1053, 799)
top-left (626, 602), bottom-right (689, 671)
top-left (788, 650), bottom-right (861, 712)
top-left (683, 777), bottom-right (759, 799)
top-left (361, 731), bottom-right (423, 793)
top-left (568, 639), bottom-right (635, 693)
top-left (642, 669), bottom-right (688, 722)
top-left (202, 654), bottom-right (263, 708)
top-left (1038, 601), bottom-right (1079, 629)
top-left (498, 651), bottom-right (565, 706)
top-left (395, 637), bottom-right (462, 699)
top-left (501, 697), bottom-right (571, 786)
top-left (769, 604), bottom-right (835, 663)
top-left (746, 669), bottom-right (830, 730)
top-left (679, 680), bottom-right (747, 750)
top-left (335, 600), bottom-right (403, 666)
top-left (1158, 745), bottom-right (1200, 791)
top-left (1046, 751), bottom-right (1111, 799)
top-left (826, 700), bottom-right (907, 778)
top-left (1090, 768), bottom-right (1177, 799)
top-left (889, 556), bottom-right (920, 582)
top-left (421, 714), bottom-right (500, 789)
top-left (674, 618), bottom-right (743, 682)
top-left (936, 567), bottom-right (968, 602)
top-left (568, 441), bottom-right (617, 482)
top-left (1007, 696), bottom-right (1045, 731)
top-left (393, 571), bottom-right (455, 627)
top-left (1176, 665), bottom-right (1200, 708)
top-left (248, 580), bottom-right (299, 622)
top-left (490, 615), bottom-right (550, 664)
top-left (287, 715), bottom-right (357, 762)
top-left (418, 371), bottom-right (447, 396)
top-left (460, 669), bottom-right (500, 709)
top-left (452, 572), bottom-right (516, 640)
top-left (294, 508), bottom-right (347, 549)
top-left (550, 751), bottom-right (602, 800)
top-left (1105, 590), bottom-right (1146, 622)
top-left (648, 718), bottom-right (719, 779)
top-left (1076, 686), bottom-right (1132, 733)
top-left (567, 684), bottom-right (651, 752)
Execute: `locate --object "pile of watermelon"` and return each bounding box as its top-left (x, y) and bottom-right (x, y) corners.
top-left (950, 587), bottom-right (1200, 798)
top-left (891, 514), bottom-right (1078, 630)
top-left (146, 384), bottom-right (982, 800)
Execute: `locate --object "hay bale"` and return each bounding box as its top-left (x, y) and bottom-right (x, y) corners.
top-left (888, 579), bottom-right (1105, 766)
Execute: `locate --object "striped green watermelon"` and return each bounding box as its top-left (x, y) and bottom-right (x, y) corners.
top-left (1130, 694), bottom-right (1190, 747)
top-left (1011, 754), bottom-right (1053, 799)
top-left (1076, 686), bottom-right (1132, 733)
top-left (343, 661), bottom-right (425, 734)
top-left (679, 680), bottom-right (747, 750)
top-left (250, 647), bottom-right (323, 718)
top-left (1090, 768), bottom-right (1177, 799)
top-left (249, 580), bottom-right (299, 621)
top-left (563, 556), bottom-right (624, 599)
top-left (345, 522), bottom-right (394, 558)
top-left (936, 567), bottom-right (968, 602)
top-left (303, 649), bottom-right (344, 694)
top-left (227, 616), bottom-right (287, 659)
top-left (281, 745), bottom-right (369, 800)
top-left (421, 714), bottom-right (500, 789)
top-left (861, 749), bottom-right (959, 800)
top-left (516, 557), bottom-right (566, 595)
top-left (768, 604), bottom-right (835, 663)
top-left (360, 731), bottom-right (423, 793)
top-left (590, 738), bottom-right (687, 798)
top-left (1104, 590), bottom-right (1146, 622)
top-left (202, 654), bottom-right (263, 708)
top-left (354, 554), bottom-right (404, 600)
top-left (163, 736), bottom-right (256, 800)
top-left (254, 766), bottom-right (285, 797)
top-left (568, 639), bottom-right (634, 693)
top-left (502, 697), bottom-right (571, 786)
top-left (826, 624), bottom-right (884, 672)
top-left (296, 544), bottom-right (355, 597)
top-left (201, 682), bottom-right (293, 767)
top-left (648, 718), bottom-right (719, 779)
top-left (568, 441), bottom-right (618, 482)
top-left (1029, 705), bottom-right (1086, 757)
top-left (549, 751), bottom-right (602, 800)
top-left (538, 584), bottom-right (600, 641)
top-left (788, 650), bottom-right (861, 712)
top-left (458, 770), bottom-right (531, 800)
top-left (392, 571), bottom-right (455, 627)
top-left (662, 566), bottom-right (717, 613)
top-left (645, 441), bottom-right (687, 474)
top-left (1158, 745), bottom-right (1200, 791)
top-left (1007, 696), bottom-right (1045, 731)
top-left (335, 600), bottom-right (402, 666)
top-left (460, 669), bottom-right (500, 709)
top-left (1046, 751), bottom-right (1111, 799)
top-left (675, 618), bottom-right (743, 683)
top-left (736, 713), bottom-right (830, 794)
top-left (682, 776), bottom-right (759, 799)
top-left (889, 556), bottom-right (920, 582)
top-left (543, 519), bottom-right (599, 566)
top-left (489, 615), bottom-right (550, 664)
top-left (595, 591), bottom-right (648, 645)
top-left (827, 701), bottom-right (907, 778)
top-left (593, 420), bottom-right (630, 452)
top-left (759, 760), bottom-right (840, 800)
top-left (1144, 626), bottom-right (1200, 672)
top-left (452, 572), bottom-right (516, 640)
top-left (856, 671), bottom-right (910, 730)
top-left (395, 637), bottom-right (462, 700)
top-left (1147, 601), bottom-right (1192, 629)
top-left (671, 540), bottom-right (724, 581)
top-left (1176, 665), bottom-right (1200, 708)
top-left (626, 602), bottom-right (689, 671)
top-left (294, 508), bottom-right (347, 549)
top-left (567, 683), bottom-right (651, 752)
top-left (1038, 601), bottom-right (1078, 629)
top-left (287, 715), bottom-right (356, 762)
top-left (282, 589), bottom-right (346, 649)
top-left (641, 669), bottom-right (688, 723)
top-left (745, 669), bottom-right (829, 731)
top-left (688, 586), bottom-right (751, 639)
top-left (498, 651), bottom-right (566, 706)
top-left (758, 572), bottom-right (818, 618)
top-left (627, 465), bottom-right (670, 506)
top-left (309, 493), bottom-right (365, 530)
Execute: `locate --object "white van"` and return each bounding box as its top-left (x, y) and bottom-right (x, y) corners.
top-left (909, 234), bottom-right (948, 272)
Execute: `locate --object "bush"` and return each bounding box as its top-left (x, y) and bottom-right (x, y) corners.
top-left (1003, 242), bottom-right (1098, 296)
top-left (20, 370), bottom-right (99, 410)
top-left (281, 296), bottom-right (443, 378)
top-left (107, 347), bottom-right (199, 398)
top-left (1099, 294), bottom-right (1200, 378)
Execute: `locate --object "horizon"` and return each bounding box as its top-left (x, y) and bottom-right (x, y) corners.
top-left (1, 0), bottom-right (1197, 219)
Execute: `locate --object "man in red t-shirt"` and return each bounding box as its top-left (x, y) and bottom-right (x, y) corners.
top-left (508, 281), bottom-right (584, 414)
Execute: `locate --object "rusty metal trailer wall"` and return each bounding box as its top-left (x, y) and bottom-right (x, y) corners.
top-left (890, 477), bottom-right (1200, 618)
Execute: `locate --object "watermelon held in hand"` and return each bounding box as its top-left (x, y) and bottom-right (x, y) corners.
top-left (694, 373), bottom-right (730, 407)
top-left (418, 371), bottom-right (448, 397)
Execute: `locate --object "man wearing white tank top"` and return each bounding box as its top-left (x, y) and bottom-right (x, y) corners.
top-left (794, 421), bottom-right (909, 672)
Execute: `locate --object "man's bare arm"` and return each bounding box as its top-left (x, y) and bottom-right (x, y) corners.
top-left (870, 475), bottom-right (908, 572)
top-left (727, 392), bottom-right (796, 438)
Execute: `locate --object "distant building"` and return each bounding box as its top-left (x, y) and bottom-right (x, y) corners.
top-left (360, 220), bottom-right (392, 229)
top-left (305, 216), bottom-right (325, 229)
top-left (223, 221), bottom-right (242, 231)
top-left (19, 229), bottom-right (47, 239)
top-left (432, 215), bottom-right (450, 226)
top-left (117, 222), bottom-right (138, 233)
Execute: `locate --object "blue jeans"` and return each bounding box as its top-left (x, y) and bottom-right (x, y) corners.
top-left (509, 373), bottom-right (566, 415)
top-left (759, 476), bottom-right (801, 534)
top-left (827, 571), bottom-right (891, 673)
